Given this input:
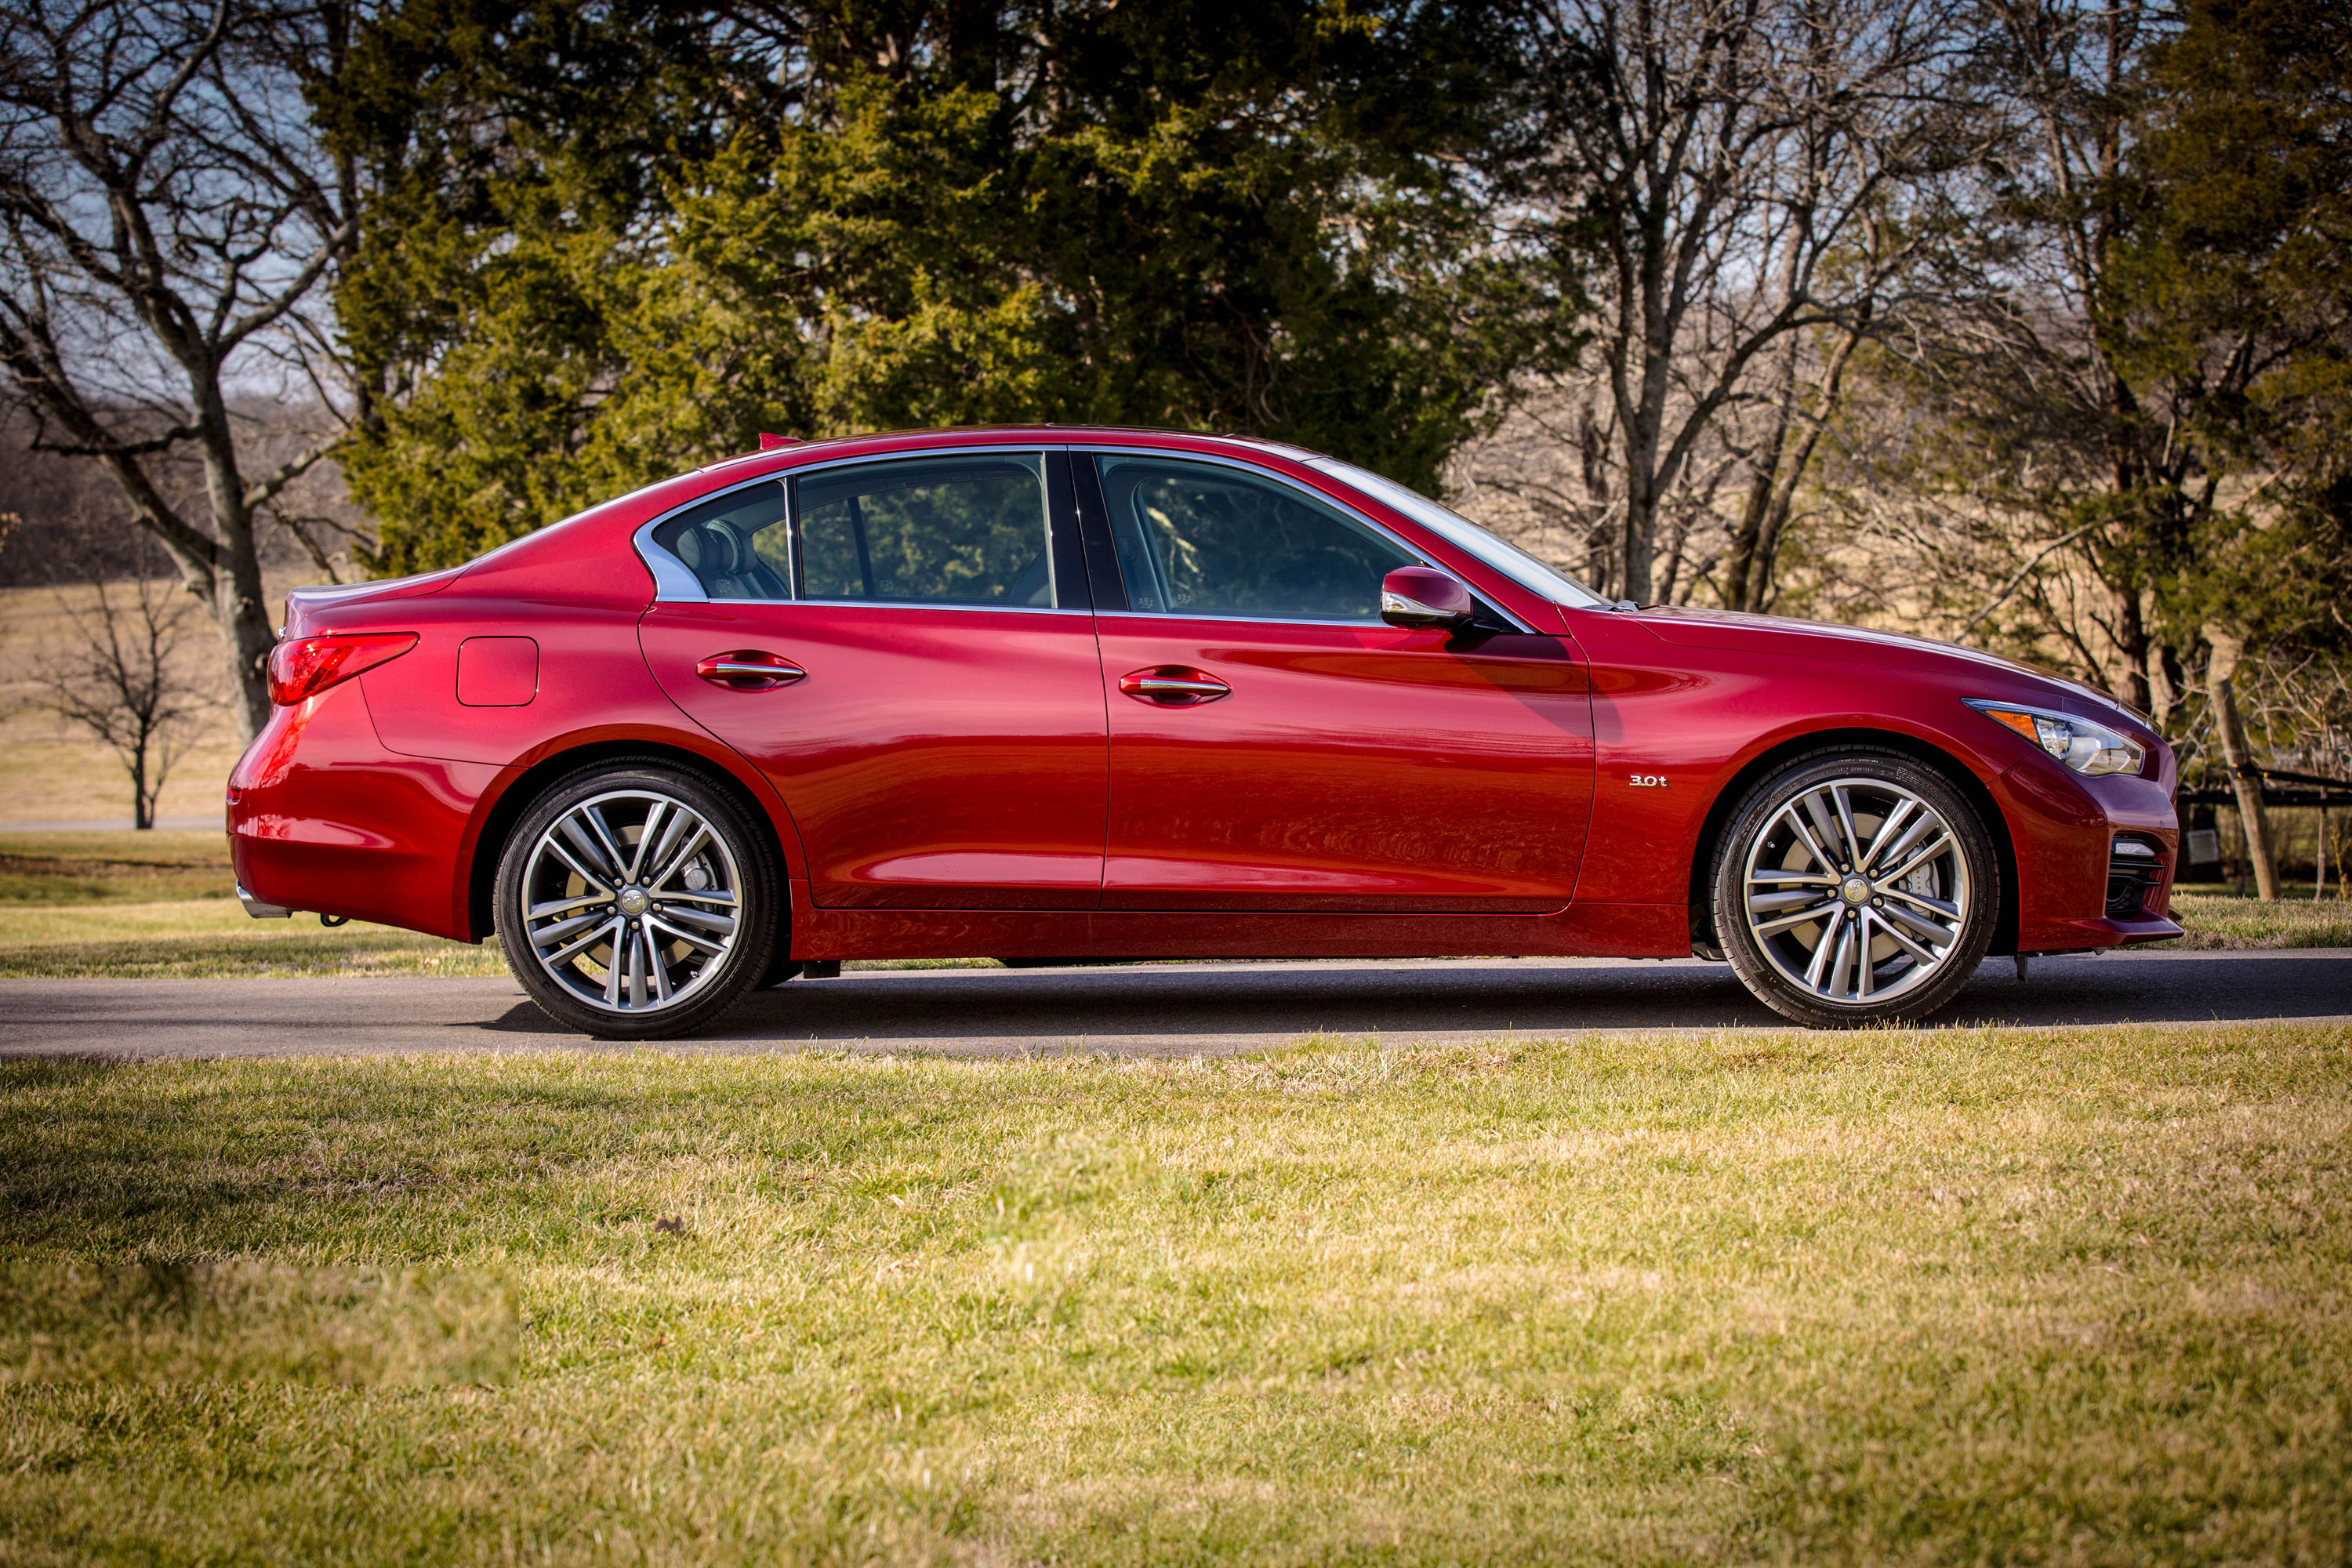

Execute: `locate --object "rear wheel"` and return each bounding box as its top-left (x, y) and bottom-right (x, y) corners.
top-left (495, 762), bottom-right (779, 1039)
top-left (1711, 750), bottom-right (1998, 1028)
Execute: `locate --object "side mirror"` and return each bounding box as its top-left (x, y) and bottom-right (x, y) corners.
top-left (1381, 565), bottom-right (1477, 630)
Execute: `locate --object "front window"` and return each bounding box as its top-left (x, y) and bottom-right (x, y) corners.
top-left (1095, 454), bottom-right (1417, 621)
top-left (1305, 457), bottom-right (1606, 608)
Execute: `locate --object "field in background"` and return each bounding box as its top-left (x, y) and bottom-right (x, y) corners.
top-left (3, 1025), bottom-right (2347, 1563)
top-left (0, 577), bottom-right (319, 826)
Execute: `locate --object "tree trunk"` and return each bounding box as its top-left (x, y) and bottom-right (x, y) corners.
top-left (2205, 631), bottom-right (2278, 901)
top-left (2114, 583), bottom-right (2152, 714)
top-left (132, 746), bottom-right (154, 830)
top-left (213, 583), bottom-right (277, 744)
top-left (197, 403), bottom-right (278, 742)
top-left (1621, 489), bottom-right (1656, 604)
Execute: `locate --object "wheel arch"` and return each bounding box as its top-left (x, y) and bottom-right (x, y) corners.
top-left (1686, 727), bottom-right (2020, 959)
top-left (463, 737), bottom-right (794, 943)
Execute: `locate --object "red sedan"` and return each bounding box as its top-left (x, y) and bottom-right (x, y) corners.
top-left (228, 426), bottom-right (2180, 1036)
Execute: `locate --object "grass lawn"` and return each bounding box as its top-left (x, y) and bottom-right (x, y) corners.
top-left (2165, 887), bottom-right (2352, 949)
top-left (0, 831), bottom-right (235, 904)
top-left (2, 1025), bottom-right (2348, 1564)
top-left (0, 840), bottom-right (983, 977)
top-left (0, 899), bottom-right (511, 978)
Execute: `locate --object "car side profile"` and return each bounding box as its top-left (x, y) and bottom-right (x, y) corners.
top-left (227, 426), bottom-right (2181, 1036)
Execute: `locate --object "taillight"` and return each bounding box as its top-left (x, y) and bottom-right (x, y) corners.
top-left (267, 633), bottom-right (418, 706)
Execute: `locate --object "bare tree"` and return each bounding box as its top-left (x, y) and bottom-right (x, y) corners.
top-left (1832, 0), bottom-right (2352, 731)
top-left (1469, 0), bottom-right (1985, 606)
top-left (0, 0), bottom-right (368, 742)
top-left (36, 561), bottom-right (217, 829)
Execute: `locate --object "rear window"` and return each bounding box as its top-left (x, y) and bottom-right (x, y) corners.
top-left (793, 455), bottom-right (1056, 608)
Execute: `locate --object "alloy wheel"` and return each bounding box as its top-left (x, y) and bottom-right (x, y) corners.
top-left (1740, 775), bottom-right (1973, 1007)
top-left (518, 788), bottom-right (743, 1013)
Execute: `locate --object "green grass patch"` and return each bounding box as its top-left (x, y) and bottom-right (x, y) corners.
top-left (2166, 887), bottom-right (2352, 949)
top-left (0, 898), bottom-right (996, 978)
top-left (0, 830), bottom-right (233, 905)
top-left (0, 899), bottom-right (506, 978)
top-left (2, 1025), bottom-right (2347, 1564)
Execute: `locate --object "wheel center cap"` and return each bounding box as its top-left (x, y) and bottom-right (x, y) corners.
top-left (1842, 876), bottom-right (1871, 905)
top-left (617, 887), bottom-right (650, 916)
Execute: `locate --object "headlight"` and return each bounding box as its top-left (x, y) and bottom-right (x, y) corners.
top-left (1965, 699), bottom-right (2147, 776)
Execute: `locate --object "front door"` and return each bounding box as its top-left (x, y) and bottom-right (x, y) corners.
top-left (1083, 451), bottom-right (1594, 913)
top-left (639, 450), bottom-right (1108, 909)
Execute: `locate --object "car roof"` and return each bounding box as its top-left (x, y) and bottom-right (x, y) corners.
top-left (698, 424), bottom-right (1324, 474)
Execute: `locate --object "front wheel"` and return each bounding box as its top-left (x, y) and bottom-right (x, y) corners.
top-left (1711, 750), bottom-right (1998, 1028)
top-left (495, 762), bottom-right (780, 1039)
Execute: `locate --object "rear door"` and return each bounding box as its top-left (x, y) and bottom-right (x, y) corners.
top-left (1081, 450), bottom-right (1594, 913)
top-left (638, 449), bottom-right (1108, 909)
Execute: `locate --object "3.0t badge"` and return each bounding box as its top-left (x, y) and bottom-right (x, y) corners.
top-left (1628, 774), bottom-right (1668, 788)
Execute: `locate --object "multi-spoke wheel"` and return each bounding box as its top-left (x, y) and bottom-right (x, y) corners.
top-left (1711, 751), bottom-right (1998, 1027)
top-left (495, 763), bottom-right (779, 1039)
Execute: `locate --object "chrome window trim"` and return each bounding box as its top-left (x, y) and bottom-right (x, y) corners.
top-left (1073, 445), bottom-right (1537, 635)
top-left (631, 470), bottom-right (790, 604)
top-left (735, 599), bottom-right (1087, 618)
top-left (1094, 609), bottom-right (1457, 632)
top-left (632, 441), bottom-right (1543, 634)
top-left (632, 445), bottom-right (1060, 608)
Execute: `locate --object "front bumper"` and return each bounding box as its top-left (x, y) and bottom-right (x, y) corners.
top-left (1996, 755), bottom-right (2182, 953)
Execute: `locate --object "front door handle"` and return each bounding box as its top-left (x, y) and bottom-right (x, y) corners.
top-left (696, 650), bottom-right (807, 690)
top-left (1118, 666), bottom-right (1230, 706)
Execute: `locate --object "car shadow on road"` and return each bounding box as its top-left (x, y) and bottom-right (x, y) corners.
top-left (477, 950), bottom-right (2352, 1047)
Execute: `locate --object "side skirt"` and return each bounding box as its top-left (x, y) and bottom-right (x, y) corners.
top-left (786, 883), bottom-right (1691, 961)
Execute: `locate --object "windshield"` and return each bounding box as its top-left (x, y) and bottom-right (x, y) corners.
top-left (1305, 458), bottom-right (1606, 608)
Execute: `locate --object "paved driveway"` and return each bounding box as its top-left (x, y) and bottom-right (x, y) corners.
top-left (2, 949), bottom-right (2346, 1059)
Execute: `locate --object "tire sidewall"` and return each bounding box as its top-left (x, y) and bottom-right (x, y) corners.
top-left (495, 761), bottom-right (780, 1040)
top-left (1711, 750), bottom-right (1998, 1027)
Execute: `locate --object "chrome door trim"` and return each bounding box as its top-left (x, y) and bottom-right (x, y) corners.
top-left (1094, 610), bottom-right (1454, 632)
top-left (1069, 445), bottom-right (1538, 635)
top-left (699, 600), bottom-right (1091, 618)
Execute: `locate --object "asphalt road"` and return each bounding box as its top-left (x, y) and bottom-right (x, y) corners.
top-left (2, 948), bottom-right (2347, 1059)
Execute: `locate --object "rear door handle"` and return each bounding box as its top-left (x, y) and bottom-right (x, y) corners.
top-left (1118, 666), bottom-right (1230, 706)
top-left (696, 650), bottom-right (807, 689)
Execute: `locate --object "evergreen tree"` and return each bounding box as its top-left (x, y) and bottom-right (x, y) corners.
top-left (325, 1), bottom-right (1579, 574)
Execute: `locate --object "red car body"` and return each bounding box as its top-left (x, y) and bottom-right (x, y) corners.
top-left (227, 426), bottom-right (2181, 975)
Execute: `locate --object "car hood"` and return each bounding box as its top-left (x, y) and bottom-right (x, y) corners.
top-left (1625, 604), bottom-right (2138, 720)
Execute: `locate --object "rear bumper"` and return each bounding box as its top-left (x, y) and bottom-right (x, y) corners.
top-left (226, 681), bottom-right (496, 942)
top-left (236, 884), bottom-right (293, 918)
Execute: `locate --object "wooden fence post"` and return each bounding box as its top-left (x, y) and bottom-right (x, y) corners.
top-left (2205, 629), bottom-right (2280, 902)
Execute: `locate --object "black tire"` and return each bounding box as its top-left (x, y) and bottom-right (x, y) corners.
top-left (495, 760), bottom-right (780, 1039)
top-left (1710, 748), bottom-right (1998, 1028)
